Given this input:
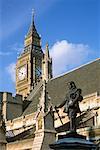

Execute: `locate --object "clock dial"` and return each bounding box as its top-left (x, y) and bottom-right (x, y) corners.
top-left (18, 66), bottom-right (27, 80)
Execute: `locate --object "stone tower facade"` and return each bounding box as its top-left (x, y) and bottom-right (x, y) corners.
top-left (16, 13), bottom-right (43, 98)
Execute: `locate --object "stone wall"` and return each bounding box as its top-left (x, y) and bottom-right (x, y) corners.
top-left (7, 138), bottom-right (33, 150)
top-left (0, 92), bottom-right (23, 120)
top-left (6, 112), bottom-right (36, 135)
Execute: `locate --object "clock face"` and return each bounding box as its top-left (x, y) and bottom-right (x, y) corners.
top-left (18, 66), bottom-right (27, 80)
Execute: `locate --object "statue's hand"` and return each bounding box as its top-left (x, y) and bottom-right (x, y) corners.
top-left (69, 100), bottom-right (73, 106)
top-left (63, 106), bottom-right (68, 113)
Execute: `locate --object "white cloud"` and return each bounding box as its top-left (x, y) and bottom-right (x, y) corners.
top-left (6, 63), bottom-right (16, 82)
top-left (50, 40), bottom-right (90, 76)
top-left (6, 40), bottom-right (90, 82)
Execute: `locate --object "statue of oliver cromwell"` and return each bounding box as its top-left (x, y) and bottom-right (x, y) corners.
top-left (56, 81), bottom-right (83, 132)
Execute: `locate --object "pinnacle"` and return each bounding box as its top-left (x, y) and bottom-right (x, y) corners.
top-left (45, 42), bottom-right (50, 58)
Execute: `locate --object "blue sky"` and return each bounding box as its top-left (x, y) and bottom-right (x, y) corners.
top-left (0, 0), bottom-right (99, 94)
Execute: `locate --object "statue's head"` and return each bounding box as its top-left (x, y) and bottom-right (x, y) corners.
top-left (67, 81), bottom-right (76, 90)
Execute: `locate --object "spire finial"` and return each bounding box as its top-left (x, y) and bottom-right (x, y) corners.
top-left (46, 42), bottom-right (49, 50)
top-left (32, 9), bottom-right (35, 16)
top-left (31, 9), bottom-right (35, 24)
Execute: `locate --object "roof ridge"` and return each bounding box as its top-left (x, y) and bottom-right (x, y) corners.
top-left (51, 58), bottom-right (100, 81)
top-left (26, 80), bottom-right (43, 101)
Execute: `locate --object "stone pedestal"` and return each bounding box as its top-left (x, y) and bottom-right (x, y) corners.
top-left (49, 132), bottom-right (96, 150)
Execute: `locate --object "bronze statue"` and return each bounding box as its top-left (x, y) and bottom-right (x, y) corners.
top-left (56, 81), bottom-right (83, 132)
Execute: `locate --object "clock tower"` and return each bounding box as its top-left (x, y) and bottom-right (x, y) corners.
top-left (16, 12), bottom-right (43, 98)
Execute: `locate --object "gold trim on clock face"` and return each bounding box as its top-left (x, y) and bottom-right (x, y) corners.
top-left (18, 66), bottom-right (27, 80)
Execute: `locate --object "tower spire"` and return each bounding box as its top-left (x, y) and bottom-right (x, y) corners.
top-left (24, 9), bottom-right (41, 48)
top-left (31, 9), bottom-right (35, 27)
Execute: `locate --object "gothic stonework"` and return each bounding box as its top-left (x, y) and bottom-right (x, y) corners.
top-left (16, 14), bottom-right (52, 98)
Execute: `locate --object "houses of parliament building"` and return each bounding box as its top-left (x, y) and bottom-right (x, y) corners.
top-left (0, 13), bottom-right (100, 150)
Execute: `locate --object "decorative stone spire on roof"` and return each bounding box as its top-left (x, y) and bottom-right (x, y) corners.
top-left (45, 43), bottom-right (50, 59)
top-left (42, 43), bottom-right (53, 82)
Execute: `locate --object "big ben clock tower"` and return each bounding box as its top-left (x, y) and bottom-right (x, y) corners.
top-left (16, 12), bottom-right (43, 98)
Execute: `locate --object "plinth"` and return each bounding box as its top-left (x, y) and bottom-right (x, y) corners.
top-left (49, 132), bottom-right (96, 150)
